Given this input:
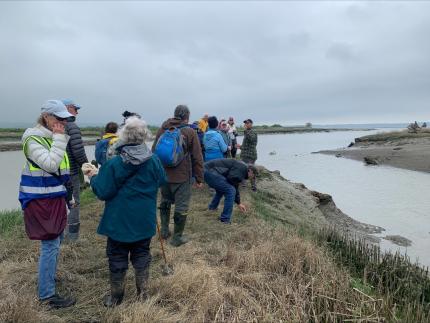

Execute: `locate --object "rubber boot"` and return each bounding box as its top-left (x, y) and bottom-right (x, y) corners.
top-left (169, 212), bottom-right (189, 247)
top-left (135, 268), bottom-right (149, 299)
top-left (103, 271), bottom-right (126, 307)
top-left (159, 203), bottom-right (171, 239)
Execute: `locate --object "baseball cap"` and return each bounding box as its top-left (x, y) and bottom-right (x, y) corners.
top-left (61, 98), bottom-right (81, 109)
top-left (41, 100), bottom-right (74, 119)
top-left (243, 119), bottom-right (253, 124)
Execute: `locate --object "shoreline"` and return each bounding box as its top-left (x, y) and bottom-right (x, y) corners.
top-left (3, 166), bottom-right (412, 246)
top-left (318, 129), bottom-right (430, 173)
top-left (0, 127), bottom-right (373, 152)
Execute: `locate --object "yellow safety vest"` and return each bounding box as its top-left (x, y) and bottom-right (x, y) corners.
top-left (19, 135), bottom-right (70, 209)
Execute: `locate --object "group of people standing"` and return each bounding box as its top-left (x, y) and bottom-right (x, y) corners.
top-left (196, 114), bottom-right (258, 191)
top-left (18, 101), bottom-right (258, 309)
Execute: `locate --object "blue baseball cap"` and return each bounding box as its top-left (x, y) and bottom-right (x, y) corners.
top-left (41, 100), bottom-right (74, 119)
top-left (61, 98), bottom-right (81, 109)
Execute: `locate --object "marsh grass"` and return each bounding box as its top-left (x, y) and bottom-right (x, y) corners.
top-left (0, 209), bottom-right (23, 238)
top-left (1, 174), bottom-right (429, 322)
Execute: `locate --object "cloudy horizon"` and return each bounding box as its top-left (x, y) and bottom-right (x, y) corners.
top-left (1, 1), bottom-right (429, 127)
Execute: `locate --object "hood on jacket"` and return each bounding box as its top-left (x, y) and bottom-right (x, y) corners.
top-left (161, 117), bottom-right (187, 130)
top-left (119, 143), bottom-right (153, 165)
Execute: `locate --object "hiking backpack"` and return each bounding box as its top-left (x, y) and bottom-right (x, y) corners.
top-left (154, 126), bottom-right (188, 167)
top-left (95, 138), bottom-right (111, 166)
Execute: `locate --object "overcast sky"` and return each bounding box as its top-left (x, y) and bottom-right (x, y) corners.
top-left (1, 1), bottom-right (429, 126)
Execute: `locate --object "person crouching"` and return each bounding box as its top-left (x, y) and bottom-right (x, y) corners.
top-left (84, 117), bottom-right (166, 306)
top-left (204, 159), bottom-right (256, 223)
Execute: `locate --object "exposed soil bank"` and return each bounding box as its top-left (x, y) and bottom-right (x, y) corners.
top-left (319, 129), bottom-right (430, 173)
top-left (255, 168), bottom-right (384, 241)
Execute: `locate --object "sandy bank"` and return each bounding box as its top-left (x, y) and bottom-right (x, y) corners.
top-left (319, 129), bottom-right (430, 173)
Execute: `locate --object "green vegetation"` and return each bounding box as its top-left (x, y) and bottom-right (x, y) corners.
top-left (356, 129), bottom-right (430, 143)
top-left (79, 186), bottom-right (98, 206)
top-left (250, 178), bottom-right (430, 322)
top-left (0, 209), bottom-right (23, 237)
top-left (316, 227), bottom-right (430, 321)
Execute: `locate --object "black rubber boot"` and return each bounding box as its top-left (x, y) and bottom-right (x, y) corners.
top-left (41, 294), bottom-right (76, 309)
top-left (135, 268), bottom-right (149, 299)
top-left (169, 212), bottom-right (189, 247)
top-left (103, 271), bottom-right (126, 307)
top-left (159, 202), bottom-right (171, 239)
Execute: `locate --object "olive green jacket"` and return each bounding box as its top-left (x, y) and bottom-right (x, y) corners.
top-left (240, 129), bottom-right (258, 162)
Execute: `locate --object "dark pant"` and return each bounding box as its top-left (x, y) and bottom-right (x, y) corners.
top-left (106, 237), bottom-right (152, 273)
top-left (241, 158), bottom-right (256, 190)
top-left (160, 181), bottom-right (192, 214)
top-left (204, 171), bottom-right (236, 223)
top-left (231, 139), bottom-right (237, 158)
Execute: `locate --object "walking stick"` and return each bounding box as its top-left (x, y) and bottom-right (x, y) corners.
top-left (156, 221), bottom-right (174, 276)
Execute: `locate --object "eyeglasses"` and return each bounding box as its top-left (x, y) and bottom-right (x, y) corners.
top-left (53, 115), bottom-right (67, 121)
top-left (50, 114), bottom-right (75, 122)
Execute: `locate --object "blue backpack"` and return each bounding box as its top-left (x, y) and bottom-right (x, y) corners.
top-left (95, 138), bottom-right (110, 166)
top-left (154, 126), bottom-right (188, 167)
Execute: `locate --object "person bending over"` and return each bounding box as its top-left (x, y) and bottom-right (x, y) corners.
top-left (204, 158), bottom-right (257, 223)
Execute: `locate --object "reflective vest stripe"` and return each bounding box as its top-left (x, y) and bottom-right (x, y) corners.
top-left (19, 135), bottom-right (70, 210)
top-left (20, 185), bottom-right (67, 194)
top-left (21, 168), bottom-right (70, 177)
top-left (20, 174), bottom-right (70, 187)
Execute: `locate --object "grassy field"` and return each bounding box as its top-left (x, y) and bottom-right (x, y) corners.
top-left (1, 170), bottom-right (429, 322)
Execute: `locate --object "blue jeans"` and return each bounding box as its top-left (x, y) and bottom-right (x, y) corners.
top-left (204, 171), bottom-right (236, 223)
top-left (38, 234), bottom-right (62, 299)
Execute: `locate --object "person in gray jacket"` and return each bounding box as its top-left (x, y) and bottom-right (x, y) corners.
top-left (62, 99), bottom-right (88, 241)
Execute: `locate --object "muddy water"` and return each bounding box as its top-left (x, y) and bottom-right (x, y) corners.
top-left (241, 130), bottom-right (430, 267)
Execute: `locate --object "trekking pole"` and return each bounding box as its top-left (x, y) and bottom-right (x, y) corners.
top-left (156, 221), bottom-right (174, 275)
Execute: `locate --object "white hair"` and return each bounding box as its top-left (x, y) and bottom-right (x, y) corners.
top-left (118, 116), bottom-right (151, 144)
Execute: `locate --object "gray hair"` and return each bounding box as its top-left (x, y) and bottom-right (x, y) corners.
top-left (118, 116), bottom-right (151, 144)
top-left (37, 113), bottom-right (49, 127)
top-left (174, 105), bottom-right (190, 121)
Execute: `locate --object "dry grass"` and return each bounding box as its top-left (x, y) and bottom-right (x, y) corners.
top-left (0, 177), bottom-right (427, 322)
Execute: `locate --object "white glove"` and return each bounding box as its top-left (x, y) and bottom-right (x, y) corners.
top-left (81, 162), bottom-right (98, 178)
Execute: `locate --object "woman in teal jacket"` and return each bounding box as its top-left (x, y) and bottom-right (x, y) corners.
top-left (86, 117), bottom-right (166, 307)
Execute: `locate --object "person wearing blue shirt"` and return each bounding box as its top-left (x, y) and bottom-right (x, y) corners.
top-left (203, 116), bottom-right (228, 161)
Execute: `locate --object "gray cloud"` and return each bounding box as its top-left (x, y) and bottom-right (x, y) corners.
top-left (0, 1), bottom-right (429, 126)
